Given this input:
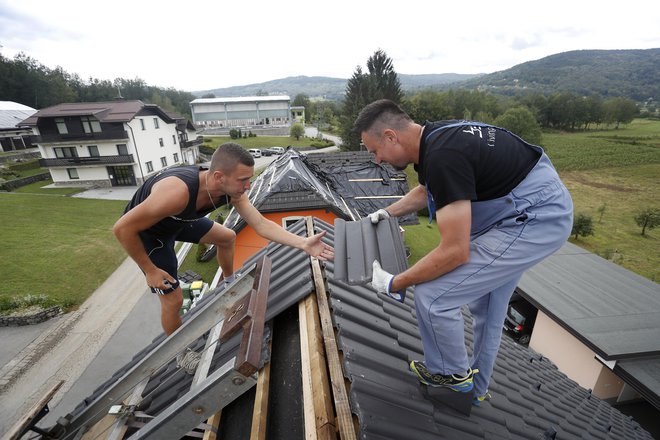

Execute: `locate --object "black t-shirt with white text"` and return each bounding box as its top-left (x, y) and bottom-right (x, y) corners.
top-left (415, 121), bottom-right (541, 209)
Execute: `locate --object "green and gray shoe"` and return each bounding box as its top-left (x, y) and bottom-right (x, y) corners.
top-left (473, 392), bottom-right (492, 407)
top-left (409, 360), bottom-right (477, 392)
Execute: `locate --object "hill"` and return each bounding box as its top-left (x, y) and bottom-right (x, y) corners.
top-left (193, 73), bottom-right (481, 100)
top-left (194, 49), bottom-right (659, 102)
top-left (456, 48), bottom-right (660, 101)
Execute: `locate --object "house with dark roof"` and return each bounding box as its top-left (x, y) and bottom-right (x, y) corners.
top-left (515, 242), bottom-right (660, 419)
top-left (32, 218), bottom-right (654, 439)
top-left (203, 149), bottom-right (417, 270)
top-left (20, 101), bottom-right (200, 188)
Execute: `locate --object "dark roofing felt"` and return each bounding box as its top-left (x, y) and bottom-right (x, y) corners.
top-left (518, 242), bottom-right (660, 361)
top-left (49, 219), bottom-right (652, 439)
top-left (223, 150), bottom-right (417, 234)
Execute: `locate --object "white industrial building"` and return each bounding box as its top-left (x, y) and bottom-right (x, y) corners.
top-left (189, 96), bottom-right (291, 128)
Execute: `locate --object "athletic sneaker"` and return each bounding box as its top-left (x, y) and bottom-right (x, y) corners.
top-left (473, 392), bottom-right (492, 407)
top-left (176, 348), bottom-right (201, 375)
top-left (409, 360), bottom-right (477, 392)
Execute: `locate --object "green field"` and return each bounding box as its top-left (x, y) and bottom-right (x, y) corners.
top-left (1, 119), bottom-right (658, 312)
top-left (202, 135), bottom-right (332, 149)
top-left (0, 189), bottom-right (127, 311)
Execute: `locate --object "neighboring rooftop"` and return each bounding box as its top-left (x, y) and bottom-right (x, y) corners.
top-left (518, 241), bottom-right (660, 409)
top-left (0, 101), bottom-right (37, 129)
top-left (223, 149), bottom-right (417, 233)
top-left (19, 100), bottom-right (178, 126)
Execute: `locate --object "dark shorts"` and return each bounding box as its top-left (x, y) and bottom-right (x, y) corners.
top-left (141, 217), bottom-right (215, 295)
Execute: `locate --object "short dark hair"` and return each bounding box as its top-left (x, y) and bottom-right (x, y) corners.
top-left (352, 99), bottom-right (412, 136)
top-left (210, 142), bottom-right (254, 173)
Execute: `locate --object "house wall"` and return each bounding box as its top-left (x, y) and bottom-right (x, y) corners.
top-left (530, 312), bottom-right (624, 399)
top-left (232, 209), bottom-right (337, 269)
top-left (126, 117), bottom-right (182, 181)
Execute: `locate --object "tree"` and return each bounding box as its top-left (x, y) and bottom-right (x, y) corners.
top-left (290, 123), bottom-right (305, 140)
top-left (339, 50), bottom-right (403, 150)
top-left (571, 213), bottom-right (594, 240)
top-left (634, 208), bottom-right (660, 236)
top-left (292, 93), bottom-right (310, 108)
top-left (201, 93), bottom-right (216, 98)
top-left (494, 106), bottom-right (542, 145)
top-left (604, 97), bottom-right (638, 128)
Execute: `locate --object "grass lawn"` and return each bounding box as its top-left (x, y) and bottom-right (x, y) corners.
top-left (0, 183), bottom-right (127, 311)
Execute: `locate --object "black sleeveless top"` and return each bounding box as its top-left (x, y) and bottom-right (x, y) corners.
top-left (123, 166), bottom-right (229, 236)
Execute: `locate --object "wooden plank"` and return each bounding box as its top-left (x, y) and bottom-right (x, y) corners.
top-left (299, 298), bottom-right (318, 440)
top-left (305, 293), bottom-right (337, 439)
top-left (202, 411), bottom-right (222, 440)
top-left (6, 380), bottom-right (64, 440)
top-left (249, 338), bottom-right (273, 440)
top-left (306, 217), bottom-right (357, 440)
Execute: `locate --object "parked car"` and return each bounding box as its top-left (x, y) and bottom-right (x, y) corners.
top-left (248, 148), bottom-right (262, 158)
top-left (503, 296), bottom-right (537, 345)
top-left (268, 146), bottom-right (285, 155)
top-left (261, 148), bottom-right (275, 156)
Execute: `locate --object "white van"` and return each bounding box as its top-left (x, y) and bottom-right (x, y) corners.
top-left (248, 148), bottom-right (262, 158)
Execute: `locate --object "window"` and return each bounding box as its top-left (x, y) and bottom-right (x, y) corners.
top-left (153, 118), bottom-right (160, 129)
top-left (67, 168), bottom-right (79, 179)
top-left (140, 119), bottom-right (145, 130)
top-left (88, 145), bottom-right (99, 157)
top-left (55, 118), bottom-right (68, 134)
top-left (146, 161), bottom-right (154, 172)
top-left (160, 156), bottom-right (167, 167)
top-left (173, 153), bottom-right (179, 163)
top-left (117, 144), bottom-right (128, 155)
top-left (81, 116), bottom-right (101, 133)
top-left (54, 147), bottom-right (78, 158)
top-left (159, 138), bottom-right (164, 147)
top-left (172, 134), bottom-right (177, 144)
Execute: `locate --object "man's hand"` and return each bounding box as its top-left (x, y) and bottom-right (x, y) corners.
top-left (303, 230), bottom-right (334, 261)
top-left (368, 209), bottom-right (390, 224)
top-left (146, 269), bottom-right (176, 291)
top-left (371, 260), bottom-right (405, 302)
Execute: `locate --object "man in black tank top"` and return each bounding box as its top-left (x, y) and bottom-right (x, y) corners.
top-left (353, 100), bottom-right (572, 405)
top-left (114, 143), bottom-right (334, 336)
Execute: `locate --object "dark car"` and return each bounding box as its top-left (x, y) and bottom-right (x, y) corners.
top-left (503, 296), bottom-right (537, 345)
top-left (261, 148), bottom-right (275, 156)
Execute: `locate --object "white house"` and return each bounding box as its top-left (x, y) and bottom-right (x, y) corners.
top-left (20, 100), bottom-right (200, 187)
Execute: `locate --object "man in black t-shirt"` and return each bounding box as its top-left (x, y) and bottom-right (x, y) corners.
top-left (354, 100), bottom-right (573, 406)
top-left (114, 143), bottom-right (334, 337)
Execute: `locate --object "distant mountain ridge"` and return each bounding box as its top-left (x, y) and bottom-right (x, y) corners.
top-left (458, 48), bottom-right (660, 101)
top-left (194, 49), bottom-right (659, 101)
top-left (194, 73), bottom-right (482, 101)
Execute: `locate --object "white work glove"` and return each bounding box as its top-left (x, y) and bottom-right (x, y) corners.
top-left (368, 209), bottom-right (390, 224)
top-left (371, 260), bottom-right (405, 302)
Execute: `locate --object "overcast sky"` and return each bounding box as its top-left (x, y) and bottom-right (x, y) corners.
top-left (1, 0), bottom-right (659, 93)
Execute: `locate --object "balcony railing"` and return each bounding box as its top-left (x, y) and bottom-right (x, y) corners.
top-left (39, 154), bottom-right (135, 168)
top-left (31, 129), bottom-right (129, 144)
top-left (183, 137), bottom-right (203, 148)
